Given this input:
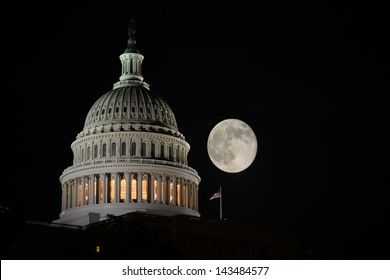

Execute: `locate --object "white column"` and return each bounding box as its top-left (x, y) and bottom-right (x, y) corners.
top-left (115, 173), bottom-right (120, 202)
top-left (67, 182), bottom-right (71, 209)
top-left (195, 186), bottom-right (198, 212)
top-left (125, 172), bottom-right (130, 203)
top-left (157, 175), bottom-right (162, 203)
top-left (103, 174), bottom-right (108, 203)
top-left (81, 176), bottom-right (85, 206)
top-left (150, 173), bottom-right (155, 203)
top-left (162, 176), bottom-right (167, 204)
top-left (181, 180), bottom-right (186, 207)
top-left (172, 176), bottom-right (177, 206)
top-left (72, 179), bottom-right (77, 208)
top-left (89, 175), bottom-right (94, 205)
top-left (137, 172), bottom-right (142, 202)
top-left (61, 184), bottom-right (66, 211)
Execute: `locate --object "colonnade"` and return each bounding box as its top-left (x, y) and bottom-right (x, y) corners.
top-left (61, 172), bottom-right (198, 212)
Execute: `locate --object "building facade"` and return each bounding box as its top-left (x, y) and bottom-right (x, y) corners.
top-left (53, 21), bottom-right (200, 226)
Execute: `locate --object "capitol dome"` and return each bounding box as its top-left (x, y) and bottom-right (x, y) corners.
top-left (53, 21), bottom-right (200, 226)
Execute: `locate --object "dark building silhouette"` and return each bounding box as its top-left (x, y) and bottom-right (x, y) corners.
top-left (12, 212), bottom-right (299, 259)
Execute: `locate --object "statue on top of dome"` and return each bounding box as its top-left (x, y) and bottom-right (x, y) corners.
top-left (125, 19), bottom-right (139, 53)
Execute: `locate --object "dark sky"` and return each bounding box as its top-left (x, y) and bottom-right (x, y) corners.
top-left (2, 4), bottom-right (389, 258)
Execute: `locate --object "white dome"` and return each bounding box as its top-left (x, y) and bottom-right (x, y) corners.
top-left (53, 21), bottom-right (200, 226)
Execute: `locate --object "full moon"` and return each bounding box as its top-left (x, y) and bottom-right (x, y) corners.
top-left (207, 119), bottom-right (257, 173)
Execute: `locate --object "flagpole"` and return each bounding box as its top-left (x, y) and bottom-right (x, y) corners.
top-left (219, 185), bottom-right (223, 221)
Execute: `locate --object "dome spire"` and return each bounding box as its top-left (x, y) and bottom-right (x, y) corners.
top-left (125, 19), bottom-right (139, 53)
top-left (114, 19), bottom-right (147, 89)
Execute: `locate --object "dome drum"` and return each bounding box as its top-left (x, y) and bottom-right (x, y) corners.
top-left (54, 22), bottom-right (200, 226)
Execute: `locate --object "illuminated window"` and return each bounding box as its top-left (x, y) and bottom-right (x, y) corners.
top-left (120, 179), bottom-right (126, 202)
top-left (131, 142), bottom-right (136, 156)
top-left (121, 142), bottom-right (126, 156)
top-left (154, 179), bottom-right (158, 200)
top-left (111, 143), bottom-right (116, 156)
top-left (177, 183), bottom-right (181, 206)
top-left (96, 245), bottom-right (100, 253)
top-left (102, 143), bottom-right (107, 157)
top-left (169, 182), bottom-right (173, 204)
top-left (85, 182), bottom-right (89, 205)
top-left (142, 178), bottom-right (148, 201)
top-left (131, 179), bottom-right (137, 200)
top-left (94, 180), bottom-right (97, 204)
top-left (99, 180), bottom-right (103, 202)
top-left (110, 179), bottom-right (115, 202)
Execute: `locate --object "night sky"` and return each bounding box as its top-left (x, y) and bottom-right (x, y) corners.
top-left (2, 4), bottom-right (389, 259)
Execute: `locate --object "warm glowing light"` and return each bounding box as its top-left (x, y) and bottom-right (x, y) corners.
top-left (85, 182), bottom-right (89, 205)
top-left (110, 179), bottom-right (115, 201)
top-left (177, 184), bottom-right (181, 206)
top-left (96, 245), bottom-right (100, 253)
top-left (169, 182), bottom-right (173, 203)
top-left (99, 181), bottom-right (103, 201)
top-left (154, 180), bottom-right (158, 200)
top-left (142, 178), bottom-right (148, 201)
top-left (94, 181), bottom-right (97, 203)
top-left (131, 179), bottom-right (137, 200)
top-left (120, 179), bottom-right (126, 201)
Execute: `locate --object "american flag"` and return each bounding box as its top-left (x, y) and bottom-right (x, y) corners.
top-left (210, 191), bottom-right (221, 200)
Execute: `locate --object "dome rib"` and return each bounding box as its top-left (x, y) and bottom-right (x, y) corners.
top-left (83, 85), bottom-right (178, 133)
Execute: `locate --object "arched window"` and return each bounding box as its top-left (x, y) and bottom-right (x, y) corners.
top-left (169, 182), bottom-right (173, 204)
top-left (94, 179), bottom-right (98, 204)
top-left (94, 145), bottom-right (98, 159)
top-left (102, 143), bottom-right (107, 157)
top-left (110, 179), bottom-right (115, 202)
top-left (81, 149), bottom-right (84, 161)
top-left (77, 181), bottom-right (81, 206)
top-left (87, 147), bottom-right (91, 160)
top-left (177, 182), bottom-right (181, 206)
top-left (131, 178), bottom-right (137, 201)
top-left (169, 146), bottom-right (173, 160)
top-left (99, 180), bottom-right (103, 202)
top-left (111, 143), bottom-right (116, 156)
top-left (176, 146), bottom-right (180, 162)
top-left (153, 179), bottom-right (158, 201)
top-left (141, 142), bottom-right (146, 157)
top-left (131, 142), bottom-right (136, 156)
top-left (85, 182), bottom-right (89, 205)
top-left (142, 178), bottom-right (148, 201)
top-left (121, 142), bottom-right (126, 156)
top-left (151, 143), bottom-right (156, 157)
top-left (120, 178), bottom-right (126, 202)
top-left (160, 144), bottom-right (165, 159)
